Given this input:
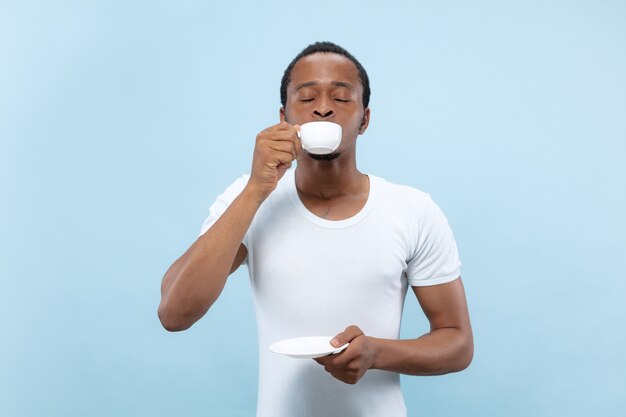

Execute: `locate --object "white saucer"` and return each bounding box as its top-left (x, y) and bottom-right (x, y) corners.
top-left (269, 336), bottom-right (350, 359)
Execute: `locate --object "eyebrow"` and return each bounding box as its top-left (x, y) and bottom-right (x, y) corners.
top-left (294, 81), bottom-right (354, 91)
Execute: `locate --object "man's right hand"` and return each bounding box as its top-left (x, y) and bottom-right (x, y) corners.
top-left (246, 121), bottom-right (302, 201)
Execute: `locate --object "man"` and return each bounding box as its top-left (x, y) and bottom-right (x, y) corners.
top-left (158, 41), bottom-right (473, 417)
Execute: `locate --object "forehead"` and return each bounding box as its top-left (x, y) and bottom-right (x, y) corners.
top-left (289, 53), bottom-right (362, 90)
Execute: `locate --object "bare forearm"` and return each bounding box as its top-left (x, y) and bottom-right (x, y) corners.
top-left (158, 185), bottom-right (264, 330)
top-left (369, 328), bottom-right (474, 376)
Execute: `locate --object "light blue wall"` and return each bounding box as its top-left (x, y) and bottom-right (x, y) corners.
top-left (2, 1), bottom-right (624, 416)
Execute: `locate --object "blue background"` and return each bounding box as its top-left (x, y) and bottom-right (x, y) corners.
top-left (2, 1), bottom-right (625, 416)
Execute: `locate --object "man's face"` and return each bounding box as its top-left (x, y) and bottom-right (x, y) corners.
top-left (281, 52), bottom-right (370, 159)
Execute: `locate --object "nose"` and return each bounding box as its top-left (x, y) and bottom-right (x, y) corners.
top-left (313, 96), bottom-right (334, 119)
top-left (314, 109), bottom-right (333, 118)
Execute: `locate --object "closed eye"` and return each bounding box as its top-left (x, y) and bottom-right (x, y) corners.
top-left (334, 99), bottom-right (349, 102)
top-left (300, 98), bottom-right (314, 102)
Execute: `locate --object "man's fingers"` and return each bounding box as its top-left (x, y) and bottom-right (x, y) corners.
top-left (261, 120), bottom-right (294, 133)
top-left (249, 121), bottom-right (301, 198)
top-left (313, 356), bottom-right (327, 365)
top-left (314, 348), bottom-right (354, 368)
top-left (267, 140), bottom-right (297, 160)
top-left (314, 327), bottom-right (371, 385)
top-left (331, 325), bottom-right (363, 347)
top-left (274, 128), bottom-right (302, 158)
top-left (314, 357), bottom-right (361, 385)
top-left (259, 129), bottom-right (301, 159)
top-left (269, 150), bottom-right (295, 169)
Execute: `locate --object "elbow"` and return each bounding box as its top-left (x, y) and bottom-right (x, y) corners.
top-left (456, 347), bottom-right (474, 372)
top-left (454, 333), bottom-right (474, 372)
top-left (158, 289), bottom-right (216, 332)
top-left (436, 328), bottom-right (473, 374)
top-left (157, 303), bottom-right (193, 332)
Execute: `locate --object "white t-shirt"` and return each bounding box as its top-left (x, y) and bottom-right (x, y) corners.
top-left (200, 168), bottom-right (461, 417)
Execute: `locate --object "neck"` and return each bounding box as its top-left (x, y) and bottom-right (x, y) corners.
top-left (295, 153), bottom-right (365, 199)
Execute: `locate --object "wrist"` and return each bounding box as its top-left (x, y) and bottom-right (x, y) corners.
top-left (242, 182), bottom-right (269, 206)
top-left (367, 336), bottom-right (384, 370)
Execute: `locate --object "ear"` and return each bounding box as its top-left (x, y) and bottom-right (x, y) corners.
top-left (279, 107), bottom-right (286, 123)
top-left (358, 107), bottom-right (370, 135)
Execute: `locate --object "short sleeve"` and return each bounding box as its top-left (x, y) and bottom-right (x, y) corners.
top-left (405, 195), bottom-right (461, 286)
top-left (199, 175), bottom-right (251, 248)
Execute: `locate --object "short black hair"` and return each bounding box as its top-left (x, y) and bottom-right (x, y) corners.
top-left (280, 41), bottom-right (370, 109)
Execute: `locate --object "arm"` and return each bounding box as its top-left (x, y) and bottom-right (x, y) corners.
top-left (315, 277), bottom-right (473, 383)
top-left (157, 188), bottom-right (261, 332)
top-left (371, 277), bottom-right (473, 374)
top-left (158, 122), bottom-right (302, 332)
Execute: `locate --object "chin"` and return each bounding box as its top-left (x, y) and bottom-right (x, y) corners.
top-left (308, 152), bottom-right (341, 161)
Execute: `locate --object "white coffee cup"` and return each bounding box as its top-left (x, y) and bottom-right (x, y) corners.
top-left (297, 121), bottom-right (342, 155)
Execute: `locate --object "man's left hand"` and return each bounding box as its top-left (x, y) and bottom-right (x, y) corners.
top-left (314, 325), bottom-right (377, 384)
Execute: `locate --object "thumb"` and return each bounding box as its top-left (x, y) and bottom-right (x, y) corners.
top-left (330, 325), bottom-right (363, 347)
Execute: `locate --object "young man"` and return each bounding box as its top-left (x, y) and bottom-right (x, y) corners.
top-left (158, 41), bottom-right (473, 417)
